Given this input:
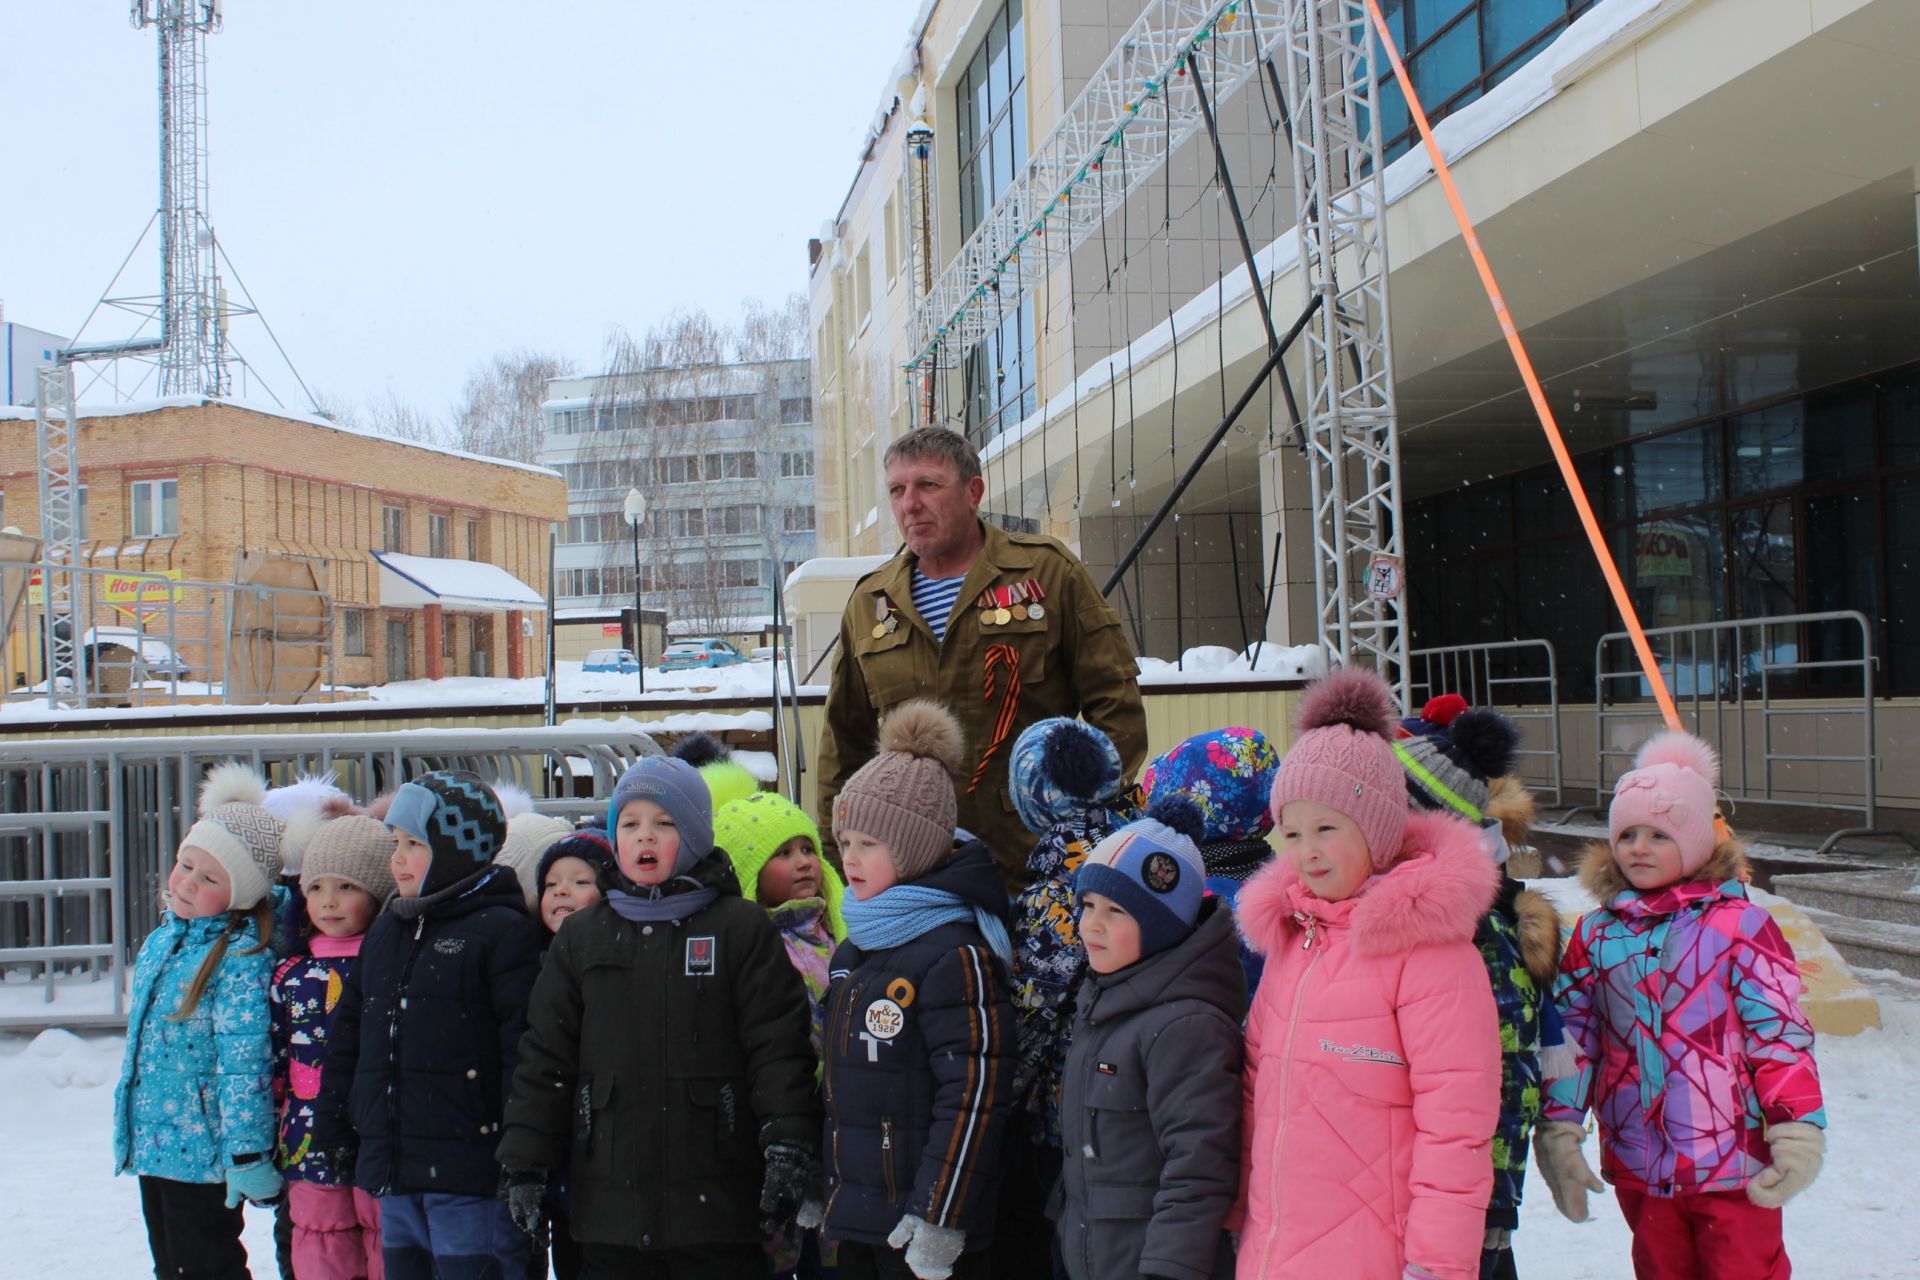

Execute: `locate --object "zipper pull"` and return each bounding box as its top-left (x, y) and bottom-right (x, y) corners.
top-left (881, 1119), bottom-right (893, 1150)
top-left (413, 917), bottom-right (425, 941)
top-left (1293, 910), bottom-right (1318, 951)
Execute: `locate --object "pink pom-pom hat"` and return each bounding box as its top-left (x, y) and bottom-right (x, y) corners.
top-left (1609, 730), bottom-right (1722, 876)
top-left (1269, 666), bottom-right (1409, 869)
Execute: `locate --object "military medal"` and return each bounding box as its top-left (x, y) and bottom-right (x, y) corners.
top-left (872, 595), bottom-right (899, 638)
top-left (1025, 578), bottom-right (1047, 621)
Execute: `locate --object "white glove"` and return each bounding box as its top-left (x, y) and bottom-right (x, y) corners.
top-left (794, 1197), bottom-right (825, 1230)
top-left (1533, 1121), bottom-right (1605, 1223)
top-left (1748, 1121), bottom-right (1825, 1209)
top-left (887, 1213), bottom-right (967, 1280)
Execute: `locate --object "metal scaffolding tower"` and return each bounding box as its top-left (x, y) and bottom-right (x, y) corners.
top-left (32, 366), bottom-right (87, 708)
top-left (1280, 0), bottom-right (1408, 691)
top-left (132, 0), bottom-right (229, 397)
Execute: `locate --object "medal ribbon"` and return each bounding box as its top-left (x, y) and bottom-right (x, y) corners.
top-left (966, 642), bottom-right (1022, 795)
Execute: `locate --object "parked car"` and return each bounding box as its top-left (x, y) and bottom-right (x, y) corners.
top-left (582, 648), bottom-right (641, 674)
top-left (658, 639), bottom-right (747, 671)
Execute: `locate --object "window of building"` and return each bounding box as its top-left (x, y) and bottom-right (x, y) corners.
top-left (661, 456), bottom-right (699, 485)
top-left (669, 508), bottom-right (706, 538)
top-left (783, 506), bottom-right (817, 533)
top-left (429, 513), bottom-right (450, 559)
top-left (781, 450), bottom-right (816, 477)
top-left (956, 0), bottom-right (1035, 447)
top-left (386, 618), bottom-right (411, 682)
top-left (723, 395), bottom-right (757, 420)
top-left (129, 478), bottom-right (179, 538)
top-left (854, 242), bottom-right (873, 327)
top-left (442, 615), bottom-right (456, 657)
top-left (780, 397), bottom-right (811, 424)
top-left (466, 520), bottom-right (480, 560)
top-left (342, 608), bottom-right (369, 656)
top-left (74, 485), bottom-right (88, 539)
top-left (721, 559), bottom-right (762, 588)
top-left (383, 505), bottom-right (406, 552)
top-left (713, 506), bottom-right (761, 536)
top-left (704, 452), bottom-right (758, 481)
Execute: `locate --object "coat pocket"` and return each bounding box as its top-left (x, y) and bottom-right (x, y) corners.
top-left (1082, 1070), bottom-right (1148, 1164)
top-left (679, 1077), bottom-right (757, 1177)
top-left (1084, 1181), bottom-right (1157, 1220)
top-left (577, 1074), bottom-right (615, 1173)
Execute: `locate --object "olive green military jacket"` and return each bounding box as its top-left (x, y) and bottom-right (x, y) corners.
top-left (816, 520), bottom-right (1147, 889)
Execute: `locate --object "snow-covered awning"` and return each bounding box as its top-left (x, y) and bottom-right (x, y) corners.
top-left (372, 551), bottom-right (545, 613)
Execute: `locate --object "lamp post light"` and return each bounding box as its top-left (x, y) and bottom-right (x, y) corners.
top-left (623, 487), bottom-right (647, 696)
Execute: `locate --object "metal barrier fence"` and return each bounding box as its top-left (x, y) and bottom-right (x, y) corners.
top-left (1408, 639), bottom-right (1563, 806)
top-left (1, 556), bottom-right (335, 709)
top-left (0, 726), bottom-right (660, 1025)
top-left (1593, 610), bottom-right (1902, 853)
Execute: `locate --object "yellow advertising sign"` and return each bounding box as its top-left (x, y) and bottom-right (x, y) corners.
top-left (28, 568), bottom-right (184, 614)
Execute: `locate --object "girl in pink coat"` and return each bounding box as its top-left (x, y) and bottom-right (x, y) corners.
top-left (1235, 668), bottom-right (1501, 1280)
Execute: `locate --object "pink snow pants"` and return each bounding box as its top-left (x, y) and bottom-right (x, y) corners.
top-left (289, 1180), bottom-right (384, 1280)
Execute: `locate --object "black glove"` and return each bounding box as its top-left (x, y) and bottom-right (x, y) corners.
top-left (758, 1140), bottom-right (823, 1237)
top-left (500, 1169), bottom-right (548, 1244)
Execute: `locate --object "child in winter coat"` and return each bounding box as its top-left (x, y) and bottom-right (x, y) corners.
top-left (114, 763), bottom-right (295, 1280)
top-left (807, 700), bottom-right (1014, 1280)
top-left (1052, 798), bottom-right (1246, 1280)
top-left (1395, 700), bottom-right (1565, 1280)
top-left (496, 757), bottom-right (823, 1279)
top-left (272, 813), bottom-right (395, 1280)
top-left (535, 827), bottom-right (615, 939)
top-left (1141, 726), bottom-right (1281, 997)
top-left (312, 770), bottom-right (543, 1280)
top-left (493, 786), bottom-right (577, 916)
top-left (1235, 668), bottom-right (1501, 1280)
top-left (1534, 732), bottom-right (1826, 1280)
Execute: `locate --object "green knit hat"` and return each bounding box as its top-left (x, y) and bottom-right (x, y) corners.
top-left (714, 792), bottom-right (846, 941)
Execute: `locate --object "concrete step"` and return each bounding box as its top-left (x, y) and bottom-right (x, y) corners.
top-left (1773, 870), bottom-right (1920, 928)
top-left (1795, 904), bottom-right (1920, 981)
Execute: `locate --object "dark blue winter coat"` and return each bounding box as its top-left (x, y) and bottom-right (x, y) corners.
top-left (313, 864), bottom-right (542, 1199)
top-left (820, 841), bottom-right (1015, 1251)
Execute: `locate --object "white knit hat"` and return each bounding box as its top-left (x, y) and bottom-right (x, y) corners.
top-left (182, 762), bottom-right (284, 911)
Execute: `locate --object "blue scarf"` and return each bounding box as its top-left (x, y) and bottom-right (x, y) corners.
top-left (843, 883), bottom-right (1011, 964)
top-left (607, 881), bottom-right (719, 923)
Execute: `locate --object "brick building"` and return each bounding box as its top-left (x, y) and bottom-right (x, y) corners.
top-left (0, 398), bottom-right (566, 693)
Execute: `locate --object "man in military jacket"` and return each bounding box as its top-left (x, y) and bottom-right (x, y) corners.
top-left (817, 427), bottom-right (1147, 890)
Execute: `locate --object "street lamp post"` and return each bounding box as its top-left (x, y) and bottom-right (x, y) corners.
top-left (623, 488), bottom-right (648, 696)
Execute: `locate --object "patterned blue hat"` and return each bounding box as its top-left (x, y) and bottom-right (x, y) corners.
top-left (1007, 717), bottom-right (1125, 836)
top-left (385, 770), bottom-right (508, 897)
top-left (1075, 800), bottom-right (1207, 959)
top-left (1141, 727), bottom-right (1281, 842)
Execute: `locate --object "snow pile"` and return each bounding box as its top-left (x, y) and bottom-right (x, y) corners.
top-left (24, 1027), bottom-right (113, 1089)
top-left (1136, 643), bottom-right (1326, 685)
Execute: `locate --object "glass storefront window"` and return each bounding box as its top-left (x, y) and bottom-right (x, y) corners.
top-left (1607, 423), bottom-right (1721, 521)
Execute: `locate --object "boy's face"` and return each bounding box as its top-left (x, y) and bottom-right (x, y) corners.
top-left (1613, 824), bottom-right (1685, 890)
top-left (305, 875), bottom-right (380, 938)
top-left (1277, 800), bottom-right (1372, 902)
top-left (540, 855), bottom-right (603, 932)
top-left (390, 831), bottom-right (433, 898)
top-left (167, 845), bottom-right (232, 919)
top-left (616, 798), bottom-right (680, 886)
top-left (839, 830), bottom-right (898, 900)
top-left (1078, 891), bottom-right (1141, 974)
top-left (757, 835), bottom-right (821, 906)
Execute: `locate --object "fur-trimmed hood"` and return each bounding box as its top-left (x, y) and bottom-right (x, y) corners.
top-left (1510, 884), bottom-right (1562, 989)
top-left (1486, 776), bottom-right (1535, 849)
top-left (1577, 837), bottom-right (1749, 906)
top-left (1236, 809), bottom-right (1499, 958)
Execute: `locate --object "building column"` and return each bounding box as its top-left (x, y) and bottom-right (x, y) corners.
top-left (507, 610), bottom-right (526, 678)
top-left (423, 604), bottom-right (445, 680)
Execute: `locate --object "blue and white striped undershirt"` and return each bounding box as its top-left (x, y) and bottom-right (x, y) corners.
top-left (910, 568), bottom-right (966, 643)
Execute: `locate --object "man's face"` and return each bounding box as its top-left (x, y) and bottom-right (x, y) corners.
top-left (886, 453), bottom-right (985, 566)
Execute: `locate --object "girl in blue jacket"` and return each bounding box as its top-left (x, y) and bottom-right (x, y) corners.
top-left (114, 763), bottom-right (300, 1280)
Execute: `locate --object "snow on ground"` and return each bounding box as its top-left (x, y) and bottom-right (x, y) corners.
top-left (7, 972), bottom-right (1916, 1277)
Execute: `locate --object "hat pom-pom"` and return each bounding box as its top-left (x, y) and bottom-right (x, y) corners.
top-left (878, 699), bottom-right (967, 775)
top-left (1420, 693), bottom-right (1469, 728)
top-left (1450, 708), bottom-right (1520, 780)
top-left (1042, 720), bottom-right (1118, 801)
top-left (670, 732), bottom-right (731, 769)
top-left (1296, 666), bottom-right (1398, 739)
top-left (199, 761), bottom-right (268, 817)
top-left (1145, 793), bottom-right (1206, 844)
top-left (493, 781), bottom-right (535, 820)
top-left (279, 804), bottom-right (326, 877)
top-left (1634, 730), bottom-right (1720, 787)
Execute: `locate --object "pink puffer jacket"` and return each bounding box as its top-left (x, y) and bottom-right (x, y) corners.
top-left (1235, 811), bottom-right (1501, 1280)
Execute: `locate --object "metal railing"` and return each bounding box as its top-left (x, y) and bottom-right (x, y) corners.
top-left (1408, 639), bottom-right (1563, 805)
top-left (1593, 610), bottom-right (1903, 854)
top-left (0, 726), bottom-right (660, 1025)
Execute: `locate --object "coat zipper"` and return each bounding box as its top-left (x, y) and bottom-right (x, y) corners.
top-left (1256, 913), bottom-right (1328, 1277)
top-left (881, 1116), bottom-right (897, 1203)
top-left (385, 914), bottom-right (427, 1190)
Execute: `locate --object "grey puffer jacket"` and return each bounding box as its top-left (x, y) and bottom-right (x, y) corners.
top-left (1050, 896), bottom-right (1246, 1280)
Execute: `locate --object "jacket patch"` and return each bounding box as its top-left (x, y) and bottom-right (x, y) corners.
top-left (1143, 852), bottom-right (1181, 893)
top-left (863, 998), bottom-right (905, 1041)
top-left (1095, 1061), bottom-right (1117, 1076)
top-left (1319, 1038), bottom-right (1407, 1066)
top-left (432, 937), bottom-right (465, 955)
top-left (685, 936), bottom-right (716, 976)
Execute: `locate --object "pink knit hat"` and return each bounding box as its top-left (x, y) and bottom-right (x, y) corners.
top-left (1268, 667), bottom-right (1409, 870)
top-left (1609, 731), bottom-right (1721, 876)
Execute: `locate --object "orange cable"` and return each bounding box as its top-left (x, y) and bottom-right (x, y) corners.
top-left (1362, 0), bottom-right (1683, 735)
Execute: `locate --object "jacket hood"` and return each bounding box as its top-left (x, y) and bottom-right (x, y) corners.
top-left (1577, 837), bottom-right (1749, 907)
top-left (1024, 809), bottom-right (1125, 880)
top-left (1084, 895), bottom-right (1246, 1023)
top-left (910, 838), bottom-right (1009, 923)
top-left (1235, 809), bottom-right (1498, 958)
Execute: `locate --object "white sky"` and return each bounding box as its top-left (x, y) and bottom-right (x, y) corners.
top-left (0, 1), bottom-right (916, 416)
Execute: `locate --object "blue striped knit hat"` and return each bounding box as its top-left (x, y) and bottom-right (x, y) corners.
top-left (385, 770), bottom-right (508, 898)
top-left (1074, 797), bottom-right (1208, 959)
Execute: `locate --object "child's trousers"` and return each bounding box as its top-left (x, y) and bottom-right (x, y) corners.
top-left (1616, 1187), bottom-right (1789, 1280)
top-left (290, 1181), bottom-right (384, 1280)
top-left (379, 1191), bottom-right (529, 1280)
top-left (139, 1175), bottom-right (249, 1280)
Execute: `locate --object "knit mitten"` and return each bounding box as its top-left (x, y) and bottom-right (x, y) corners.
top-left (888, 1214), bottom-right (967, 1280)
top-left (758, 1140), bottom-right (823, 1237)
top-left (223, 1158), bottom-right (284, 1209)
top-left (1533, 1121), bottom-right (1605, 1223)
top-left (501, 1170), bottom-right (547, 1237)
top-left (1748, 1121), bottom-right (1825, 1209)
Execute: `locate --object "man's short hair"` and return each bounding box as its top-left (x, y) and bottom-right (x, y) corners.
top-left (883, 427), bottom-right (982, 485)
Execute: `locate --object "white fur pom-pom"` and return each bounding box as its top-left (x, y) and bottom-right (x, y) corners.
top-left (492, 781), bottom-right (536, 820)
top-left (198, 761), bottom-right (268, 817)
top-left (1632, 730), bottom-right (1720, 787)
